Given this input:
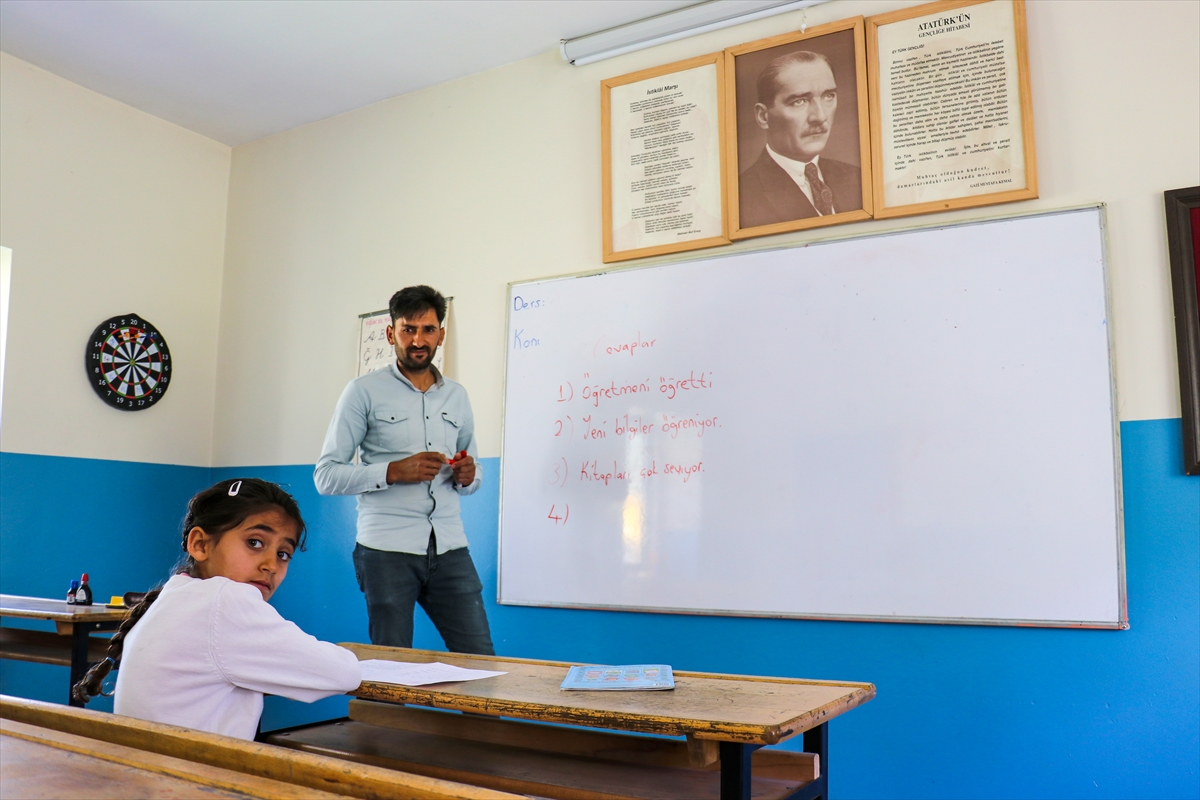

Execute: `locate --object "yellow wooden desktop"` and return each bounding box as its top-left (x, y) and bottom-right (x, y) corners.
top-left (263, 644), bottom-right (876, 800)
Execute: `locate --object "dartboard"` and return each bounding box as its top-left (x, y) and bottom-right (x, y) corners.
top-left (86, 314), bottom-right (171, 411)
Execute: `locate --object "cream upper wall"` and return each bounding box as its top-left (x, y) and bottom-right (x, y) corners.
top-left (0, 52), bottom-right (230, 466)
top-left (215, 0), bottom-right (1200, 466)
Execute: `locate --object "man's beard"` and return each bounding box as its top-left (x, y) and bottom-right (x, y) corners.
top-left (398, 345), bottom-right (437, 372)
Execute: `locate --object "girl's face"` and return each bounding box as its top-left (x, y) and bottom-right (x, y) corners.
top-left (186, 508), bottom-right (299, 600)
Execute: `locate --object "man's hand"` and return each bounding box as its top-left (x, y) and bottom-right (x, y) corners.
top-left (386, 452), bottom-right (447, 484)
top-left (449, 451), bottom-right (476, 487)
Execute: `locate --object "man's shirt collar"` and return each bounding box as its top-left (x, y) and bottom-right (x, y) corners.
top-left (766, 144), bottom-right (821, 173)
top-left (390, 361), bottom-right (445, 391)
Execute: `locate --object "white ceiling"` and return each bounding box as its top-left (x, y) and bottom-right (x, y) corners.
top-left (0, 0), bottom-right (698, 146)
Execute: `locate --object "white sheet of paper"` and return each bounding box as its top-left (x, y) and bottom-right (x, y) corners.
top-left (358, 659), bottom-right (506, 687)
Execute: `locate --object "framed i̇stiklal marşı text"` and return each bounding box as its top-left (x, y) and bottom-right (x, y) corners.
top-left (867, 0), bottom-right (1037, 218)
top-left (1165, 186), bottom-right (1200, 475)
top-left (725, 17), bottom-right (873, 240)
top-left (602, 53), bottom-right (730, 263)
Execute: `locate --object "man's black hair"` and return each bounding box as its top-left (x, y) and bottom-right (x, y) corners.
top-left (756, 50), bottom-right (833, 106)
top-left (389, 285), bottom-right (447, 325)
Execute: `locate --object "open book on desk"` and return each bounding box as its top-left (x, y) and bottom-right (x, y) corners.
top-left (560, 665), bottom-right (674, 691)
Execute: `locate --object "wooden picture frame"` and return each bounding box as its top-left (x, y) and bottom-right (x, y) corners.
top-left (725, 17), bottom-right (873, 240)
top-left (866, 0), bottom-right (1037, 219)
top-left (601, 53), bottom-right (730, 263)
top-left (1165, 186), bottom-right (1200, 475)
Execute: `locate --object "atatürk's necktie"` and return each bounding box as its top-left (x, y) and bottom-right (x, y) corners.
top-left (804, 161), bottom-right (835, 216)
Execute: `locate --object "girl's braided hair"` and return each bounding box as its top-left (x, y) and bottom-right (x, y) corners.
top-left (71, 478), bottom-right (306, 704)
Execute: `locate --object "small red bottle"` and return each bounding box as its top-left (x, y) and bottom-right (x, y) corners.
top-left (75, 573), bottom-right (94, 606)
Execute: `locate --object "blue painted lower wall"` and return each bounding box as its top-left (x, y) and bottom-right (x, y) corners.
top-left (2, 418), bottom-right (1197, 798)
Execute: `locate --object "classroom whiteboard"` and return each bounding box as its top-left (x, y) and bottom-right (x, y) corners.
top-left (499, 207), bottom-right (1125, 628)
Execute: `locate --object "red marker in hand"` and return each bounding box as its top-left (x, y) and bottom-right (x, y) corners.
top-left (448, 450), bottom-right (467, 464)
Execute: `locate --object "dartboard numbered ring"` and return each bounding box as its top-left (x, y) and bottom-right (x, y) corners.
top-left (86, 314), bottom-right (172, 411)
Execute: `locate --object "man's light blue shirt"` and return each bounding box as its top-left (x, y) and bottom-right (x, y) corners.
top-left (314, 363), bottom-right (481, 555)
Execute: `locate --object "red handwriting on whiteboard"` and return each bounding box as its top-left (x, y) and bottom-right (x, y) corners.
top-left (663, 461), bottom-right (704, 481)
top-left (597, 332), bottom-right (657, 358)
top-left (556, 382), bottom-right (574, 402)
top-left (580, 416), bottom-right (607, 440)
top-left (547, 504), bottom-right (569, 525)
top-left (614, 414), bottom-right (653, 439)
top-left (553, 416), bottom-right (574, 439)
top-left (579, 460), bottom-right (629, 486)
top-left (581, 378), bottom-right (651, 408)
top-left (644, 460), bottom-right (705, 482)
top-left (575, 459), bottom-right (705, 485)
top-left (548, 457), bottom-right (568, 487)
top-left (661, 413), bottom-right (720, 438)
top-left (658, 371), bottom-right (713, 400)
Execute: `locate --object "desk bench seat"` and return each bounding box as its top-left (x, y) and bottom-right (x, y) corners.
top-left (265, 700), bottom-right (820, 800)
top-left (2, 694), bottom-right (523, 800)
top-left (3, 717), bottom-right (345, 799)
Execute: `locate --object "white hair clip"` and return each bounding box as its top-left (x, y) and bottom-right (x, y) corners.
top-left (228, 480), bottom-right (242, 497)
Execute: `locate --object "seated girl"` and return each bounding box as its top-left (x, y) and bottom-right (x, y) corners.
top-left (72, 478), bottom-right (362, 740)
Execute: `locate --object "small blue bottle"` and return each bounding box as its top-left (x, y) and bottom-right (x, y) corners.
top-left (67, 579), bottom-right (79, 605)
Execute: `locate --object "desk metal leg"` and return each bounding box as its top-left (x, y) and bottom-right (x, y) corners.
top-left (721, 724), bottom-right (829, 800)
top-left (783, 723), bottom-right (830, 800)
top-left (720, 741), bottom-right (759, 800)
top-left (68, 622), bottom-right (94, 707)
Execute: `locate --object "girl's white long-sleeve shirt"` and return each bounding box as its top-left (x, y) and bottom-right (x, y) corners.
top-left (114, 574), bottom-right (362, 740)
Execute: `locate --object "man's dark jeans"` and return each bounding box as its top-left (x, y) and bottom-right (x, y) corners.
top-left (352, 535), bottom-right (494, 655)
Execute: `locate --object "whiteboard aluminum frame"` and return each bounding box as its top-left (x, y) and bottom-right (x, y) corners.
top-left (497, 204), bottom-right (1127, 630)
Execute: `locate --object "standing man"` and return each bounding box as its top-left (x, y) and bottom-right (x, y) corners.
top-left (738, 50), bottom-right (863, 228)
top-left (315, 286), bottom-right (493, 654)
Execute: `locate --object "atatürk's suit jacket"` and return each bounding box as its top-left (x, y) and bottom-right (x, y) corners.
top-left (738, 150), bottom-right (862, 228)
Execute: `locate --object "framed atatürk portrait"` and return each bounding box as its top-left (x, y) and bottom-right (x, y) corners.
top-left (724, 17), bottom-right (873, 240)
top-left (1165, 186), bottom-right (1200, 475)
top-left (866, 0), bottom-right (1037, 219)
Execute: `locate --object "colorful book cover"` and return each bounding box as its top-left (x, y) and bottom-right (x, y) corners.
top-left (559, 664), bottom-right (675, 691)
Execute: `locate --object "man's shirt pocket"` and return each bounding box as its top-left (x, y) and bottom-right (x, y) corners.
top-left (370, 409), bottom-right (412, 455)
top-left (440, 412), bottom-right (463, 454)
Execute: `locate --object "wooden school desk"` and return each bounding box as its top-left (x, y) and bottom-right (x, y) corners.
top-left (263, 644), bottom-right (876, 800)
top-left (1, 694), bottom-right (521, 799)
top-left (0, 595), bottom-right (129, 706)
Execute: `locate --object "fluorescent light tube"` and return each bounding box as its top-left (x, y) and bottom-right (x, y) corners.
top-left (561, 0), bottom-right (829, 66)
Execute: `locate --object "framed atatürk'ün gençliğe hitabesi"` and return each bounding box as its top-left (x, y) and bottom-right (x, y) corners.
top-left (866, 0), bottom-right (1038, 219)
